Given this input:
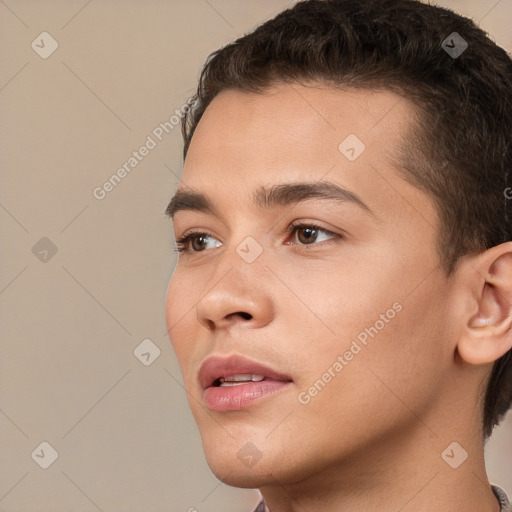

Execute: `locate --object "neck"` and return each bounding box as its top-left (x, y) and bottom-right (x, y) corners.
top-left (258, 421), bottom-right (500, 512)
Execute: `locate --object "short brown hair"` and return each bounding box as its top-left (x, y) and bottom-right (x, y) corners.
top-left (180, 0), bottom-right (512, 439)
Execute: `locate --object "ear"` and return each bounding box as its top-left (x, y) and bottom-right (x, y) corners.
top-left (457, 241), bottom-right (512, 365)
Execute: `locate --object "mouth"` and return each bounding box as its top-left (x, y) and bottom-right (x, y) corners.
top-left (198, 354), bottom-right (293, 411)
top-left (199, 354), bottom-right (293, 390)
top-left (212, 374), bottom-right (268, 386)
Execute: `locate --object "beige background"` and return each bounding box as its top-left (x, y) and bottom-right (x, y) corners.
top-left (0, 1), bottom-right (510, 511)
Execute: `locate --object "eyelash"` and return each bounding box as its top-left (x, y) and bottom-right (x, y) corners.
top-left (173, 222), bottom-right (340, 254)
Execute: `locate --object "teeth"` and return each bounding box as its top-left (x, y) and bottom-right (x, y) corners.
top-left (221, 374), bottom-right (265, 382)
top-left (218, 374), bottom-right (265, 387)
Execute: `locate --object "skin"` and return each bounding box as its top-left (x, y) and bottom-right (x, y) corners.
top-left (165, 83), bottom-right (512, 512)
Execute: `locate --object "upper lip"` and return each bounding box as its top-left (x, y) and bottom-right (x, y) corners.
top-left (198, 354), bottom-right (293, 390)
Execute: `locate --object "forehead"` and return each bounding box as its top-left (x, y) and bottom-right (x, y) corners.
top-left (180, 83), bottom-right (434, 224)
top-left (186, 83), bottom-right (414, 167)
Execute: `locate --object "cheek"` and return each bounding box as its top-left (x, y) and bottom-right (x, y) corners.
top-left (165, 265), bottom-right (202, 329)
top-left (284, 262), bottom-right (449, 421)
top-left (286, 307), bottom-right (441, 458)
top-left (281, 256), bottom-right (399, 344)
top-left (164, 278), bottom-right (178, 344)
top-left (165, 272), bottom-right (195, 361)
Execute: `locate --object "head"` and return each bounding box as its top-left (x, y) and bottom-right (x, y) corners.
top-left (165, 0), bottom-right (512, 488)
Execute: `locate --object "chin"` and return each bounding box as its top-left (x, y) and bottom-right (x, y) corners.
top-left (201, 435), bottom-right (314, 491)
top-left (199, 435), bottom-right (274, 487)
top-left (208, 463), bottom-right (270, 489)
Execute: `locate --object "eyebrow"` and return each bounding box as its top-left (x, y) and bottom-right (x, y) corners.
top-left (165, 181), bottom-right (373, 219)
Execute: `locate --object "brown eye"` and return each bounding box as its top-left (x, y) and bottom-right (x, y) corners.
top-left (289, 223), bottom-right (337, 246)
top-left (191, 234), bottom-right (208, 251)
top-left (297, 226), bottom-right (319, 244)
top-left (174, 232), bottom-right (222, 254)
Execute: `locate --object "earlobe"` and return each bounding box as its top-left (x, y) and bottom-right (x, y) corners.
top-left (457, 242), bottom-right (512, 366)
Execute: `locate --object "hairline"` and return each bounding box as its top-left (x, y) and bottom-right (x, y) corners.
top-left (182, 79), bottom-right (457, 273)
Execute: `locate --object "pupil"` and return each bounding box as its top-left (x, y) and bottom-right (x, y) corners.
top-left (192, 235), bottom-right (206, 251)
top-left (299, 227), bottom-right (317, 244)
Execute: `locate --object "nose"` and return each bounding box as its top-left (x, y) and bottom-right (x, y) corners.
top-left (195, 266), bottom-right (274, 332)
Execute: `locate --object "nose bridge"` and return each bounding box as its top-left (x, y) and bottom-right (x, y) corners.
top-left (203, 238), bottom-right (266, 302)
top-left (195, 237), bottom-right (272, 329)
top-left (209, 218), bottom-right (268, 283)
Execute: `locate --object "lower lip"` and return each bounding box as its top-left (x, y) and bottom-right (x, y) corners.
top-left (203, 380), bottom-right (292, 411)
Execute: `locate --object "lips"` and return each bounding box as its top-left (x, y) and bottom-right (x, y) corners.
top-left (198, 354), bottom-right (293, 390)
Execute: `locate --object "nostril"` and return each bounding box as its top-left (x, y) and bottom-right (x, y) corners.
top-left (230, 311), bottom-right (252, 320)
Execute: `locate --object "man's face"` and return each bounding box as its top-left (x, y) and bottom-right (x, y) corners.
top-left (165, 84), bottom-right (459, 487)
